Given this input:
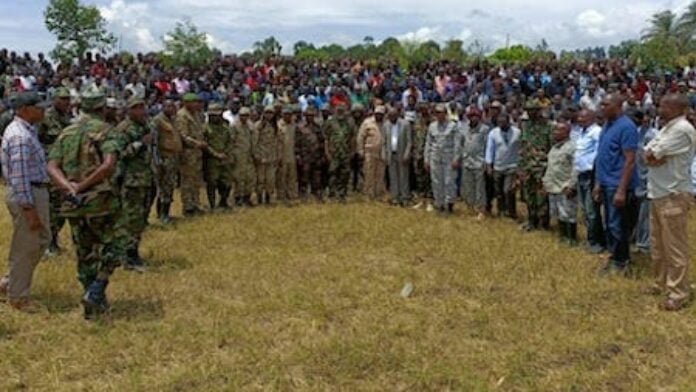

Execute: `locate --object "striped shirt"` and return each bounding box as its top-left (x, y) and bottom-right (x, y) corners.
top-left (1, 116), bottom-right (49, 206)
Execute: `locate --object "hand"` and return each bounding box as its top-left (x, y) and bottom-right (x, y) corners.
top-left (23, 208), bottom-right (43, 232)
top-left (69, 181), bottom-right (80, 195)
top-left (645, 150), bottom-right (666, 167)
top-left (613, 189), bottom-right (626, 208)
top-left (592, 185), bottom-right (602, 203)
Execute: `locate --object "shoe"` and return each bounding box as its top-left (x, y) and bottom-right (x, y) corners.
top-left (661, 298), bottom-right (688, 311)
top-left (124, 257), bottom-right (147, 273)
top-left (476, 212), bottom-right (486, 222)
top-left (82, 280), bottom-right (109, 319)
top-left (412, 201), bottom-right (424, 210)
top-left (587, 244), bottom-right (606, 254)
top-left (598, 261), bottom-right (627, 277)
top-left (426, 203), bottom-right (435, 213)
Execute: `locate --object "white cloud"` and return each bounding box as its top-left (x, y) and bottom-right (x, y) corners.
top-left (397, 26), bottom-right (443, 43)
top-left (99, 0), bottom-right (161, 52)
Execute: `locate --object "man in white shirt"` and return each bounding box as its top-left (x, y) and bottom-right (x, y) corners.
top-left (645, 94), bottom-right (696, 311)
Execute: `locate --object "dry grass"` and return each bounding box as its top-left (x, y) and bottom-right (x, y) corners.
top-left (1, 185), bottom-right (696, 391)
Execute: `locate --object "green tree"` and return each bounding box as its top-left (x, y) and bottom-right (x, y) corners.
top-left (44, 0), bottom-right (116, 63)
top-left (161, 19), bottom-right (215, 69)
top-left (442, 39), bottom-right (467, 64)
top-left (253, 36), bottom-right (282, 57)
top-left (488, 45), bottom-right (534, 63)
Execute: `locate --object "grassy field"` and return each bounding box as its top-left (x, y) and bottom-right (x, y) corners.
top-left (1, 186), bottom-right (696, 391)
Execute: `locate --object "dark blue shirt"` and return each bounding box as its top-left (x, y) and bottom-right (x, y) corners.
top-left (596, 114), bottom-right (639, 189)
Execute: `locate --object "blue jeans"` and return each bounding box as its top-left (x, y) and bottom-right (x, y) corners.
top-left (577, 172), bottom-right (605, 248)
top-left (601, 186), bottom-right (639, 268)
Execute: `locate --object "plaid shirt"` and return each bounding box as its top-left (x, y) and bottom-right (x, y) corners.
top-left (1, 116), bottom-right (49, 206)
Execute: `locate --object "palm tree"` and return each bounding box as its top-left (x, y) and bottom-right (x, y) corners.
top-left (677, 1), bottom-right (696, 40)
top-left (641, 10), bottom-right (678, 42)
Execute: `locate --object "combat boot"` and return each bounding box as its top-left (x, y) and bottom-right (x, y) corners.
top-left (82, 279), bottom-right (109, 320)
top-left (558, 222), bottom-right (568, 244)
top-left (124, 248), bottom-right (147, 273)
top-left (160, 203), bottom-right (172, 225)
top-left (219, 186), bottom-right (231, 209)
top-left (46, 234), bottom-right (61, 257)
top-left (568, 223), bottom-right (578, 247)
top-left (206, 185), bottom-right (217, 210)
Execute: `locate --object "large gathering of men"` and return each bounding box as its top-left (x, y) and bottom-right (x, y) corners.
top-left (2, 48), bottom-right (696, 319)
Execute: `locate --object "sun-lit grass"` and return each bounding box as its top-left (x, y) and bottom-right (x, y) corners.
top-left (1, 185), bottom-right (696, 390)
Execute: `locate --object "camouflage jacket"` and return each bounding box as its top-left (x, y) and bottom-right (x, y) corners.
top-left (38, 107), bottom-right (72, 153)
top-left (176, 107), bottom-right (205, 150)
top-left (114, 118), bottom-right (153, 188)
top-left (296, 121), bottom-right (325, 166)
top-left (253, 120), bottom-right (278, 164)
top-left (230, 121), bottom-right (255, 165)
top-left (205, 121), bottom-right (234, 164)
top-left (277, 118), bottom-right (298, 163)
top-left (324, 116), bottom-right (354, 161)
top-left (519, 119), bottom-right (553, 177)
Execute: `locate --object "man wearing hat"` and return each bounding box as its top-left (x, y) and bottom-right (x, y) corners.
top-left (276, 106), bottom-right (299, 204)
top-left (152, 100), bottom-right (182, 224)
top-left (230, 107), bottom-right (256, 207)
top-left (113, 96), bottom-right (153, 272)
top-left (460, 106), bottom-right (490, 220)
top-left (204, 102), bottom-right (234, 210)
top-left (176, 92), bottom-right (207, 216)
top-left (297, 107), bottom-right (326, 201)
top-left (0, 92), bottom-right (51, 311)
top-left (104, 98), bottom-right (122, 126)
top-left (519, 98), bottom-right (553, 231)
top-left (38, 87), bottom-right (73, 255)
top-left (254, 106), bottom-right (280, 205)
top-left (46, 90), bottom-right (124, 319)
top-left (425, 103), bottom-right (462, 214)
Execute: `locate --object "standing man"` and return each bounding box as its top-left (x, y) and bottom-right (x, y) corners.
top-left (519, 99), bottom-right (553, 231)
top-left (460, 107), bottom-right (490, 220)
top-left (645, 93), bottom-right (696, 311)
top-left (152, 99), bottom-right (182, 224)
top-left (411, 104), bottom-right (432, 211)
top-left (276, 106), bottom-right (299, 204)
top-left (594, 94), bottom-right (640, 276)
top-left (350, 103), bottom-right (366, 193)
top-left (633, 111), bottom-right (657, 253)
top-left (357, 105), bottom-right (386, 201)
top-left (0, 92), bottom-right (51, 311)
top-left (230, 107), bottom-right (256, 207)
top-left (46, 91), bottom-right (124, 319)
top-left (324, 103), bottom-right (355, 202)
top-left (382, 108), bottom-right (412, 206)
top-left (543, 122), bottom-right (578, 245)
top-left (254, 106), bottom-right (279, 205)
top-left (572, 109), bottom-right (605, 253)
top-left (296, 107), bottom-right (326, 201)
top-left (176, 93), bottom-right (207, 216)
top-left (424, 103), bottom-right (461, 215)
top-left (204, 102), bottom-right (234, 210)
top-left (38, 87), bottom-right (72, 255)
top-left (485, 113), bottom-right (521, 219)
top-left (114, 97), bottom-right (153, 272)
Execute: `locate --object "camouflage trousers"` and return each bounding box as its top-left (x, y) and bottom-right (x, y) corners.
top-left (298, 161), bottom-right (324, 199)
top-left (256, 163), bottom-right (276, 199)
top-left (429, 158), bottom-right (458, 208)
top-left (276, 159), bottom-right (298, 201)
top-left (363, 156), bottom-right (386, 200)
top-left (116, 186), bottom-right (151, 253)
top-left (180, 148), bottom-right (203, 212)
top-left (233, 157), bottom-right (256, 197)
top-left (412, 158), bottom-right (432, 199)
top-left (329, 156), bottom-right (351, 199)
top-left (68, 214), bottom-right (125, 290)
top-left (156, 155), bottom-right (179, 205)
top-left (522, 176), bottom-right (549, 228)
top-left (461, 166), bottom-right (486, 210)
top-left (48, 185), bottom-right (66, 241)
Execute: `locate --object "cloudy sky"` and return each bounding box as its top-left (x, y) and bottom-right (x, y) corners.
top-left (1, 0), bottom-right (693, 56)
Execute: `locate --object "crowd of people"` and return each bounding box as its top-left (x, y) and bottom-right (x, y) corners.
top-left (1, 48), bottom-right (696, 319)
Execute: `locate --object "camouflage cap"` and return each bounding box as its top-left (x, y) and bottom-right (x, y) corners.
top-left (208, 102), bottom-right (224, 115)
top-left (238, 107), bottom-right (251, 116)
top-left (434, 103), bottom-right (447, 113)
top-left (53, 87), bottom-right (71, 99)
top-left (351, 103), bottom-right (365, 112)
top-left (80, 90), bottom-right (106, 110)
top-left (524, 99), bottom-right (542, 110)
top-left (374, 105), bottom-right (386, 115)
top-left (182, 92), bottom-right (200, 102)
top-left (263, 105), bottom-right (275, 113)
top-left (127, 96), bottom-right (145, 108)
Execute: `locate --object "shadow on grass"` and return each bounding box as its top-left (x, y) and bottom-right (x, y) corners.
top-left (109, 298), bottom-right (164, 322)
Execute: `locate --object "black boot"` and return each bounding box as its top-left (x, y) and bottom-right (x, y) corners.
top-left (234, 196), bottom-right (242, 207)
top-left (160, 202), bottom-right (171, 224)
top-left (558, 222), bottom-right (568, 244)
top-left (124, 248), bottom-right (146, 273)
top-left (219, 186), bottom-right (231, 209)
top-left (206, 185), bottom-right (217, 210)
top-left (82, 279), bottom-right (109, 320)
top-left (447, 203), bottom-right (454, 215)
top-left (244, 195), bottom-right (252, 207)
top-left (568, 223), bottom-right (578, 247)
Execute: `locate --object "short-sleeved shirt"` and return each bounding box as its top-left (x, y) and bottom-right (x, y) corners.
top-left (595, 115), bottom-right (639, 190)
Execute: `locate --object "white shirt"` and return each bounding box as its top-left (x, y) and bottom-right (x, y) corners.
top-left (646, 116), bottom-right (696, 199)
top-left (391, 123), bottom-right (399, 153)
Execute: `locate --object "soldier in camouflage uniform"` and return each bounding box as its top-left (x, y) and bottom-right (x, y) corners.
top-left (46, 91), bottom-right (126, 319)
top-left (204, 102), bottom-right (234, 210)
top-left (276, 106), bottom-right (299, 203)
top-left (254, 106), bottom-right (279, 204)
top-left (297, 107), bottom-right (326, 201)
top-left (424, 103), bottom-right (462, 215)
top-left (114, 97), bottom-right (153, 272)
top-left (176, 93), bottom-right (208, 216)
top-left (324, 104), bottom-right (355, 202)
top-left (411, 103), bottom-right (432, 210)
top-left (37, 87), bottom-right (73, 254)
top-left (519, 99), bottom-right (553, 231)
top-left (152, 100), bottom-right (182, 224)
top-left (230, 107), bottom-right (256, 206)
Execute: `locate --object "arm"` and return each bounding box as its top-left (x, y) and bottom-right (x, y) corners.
top-left (403, 122), bottom-right (412, 162)
top-left (74, 153), bottom-right (117, 194)
top-left (646, 130), bottom-right (693, 164)
top-left (47, 160), bottom-right (76, 195)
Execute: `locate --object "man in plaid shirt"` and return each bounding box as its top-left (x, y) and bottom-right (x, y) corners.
top-left (0, 92), bottom-right (52, 312)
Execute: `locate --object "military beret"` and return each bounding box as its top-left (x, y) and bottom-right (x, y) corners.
top-left (374, 105), bottom-right (386, 115)
top-left (238, 107), bottom-right (251, 116)
top-left (80, 91), bottom-right (106, 110)
top-left (182, 92), bottom-right (200, 102)
top-left (208, 102), bottom-right (224, 115)
top-left (53, 87), bottom-right (71, 99)
top-left (434, 103), bottom-right (447, 113)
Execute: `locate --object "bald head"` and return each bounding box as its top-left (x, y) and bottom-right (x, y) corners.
top-left (659, 93), bottom-right (689, 123)
top-left (577, 109), bottom-right (596, 128)
top-left (600, 93), bottom-right (624, 121)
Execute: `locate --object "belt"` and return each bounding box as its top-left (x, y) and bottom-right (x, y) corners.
top-left (31, 182), bottom-right (49, 188)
